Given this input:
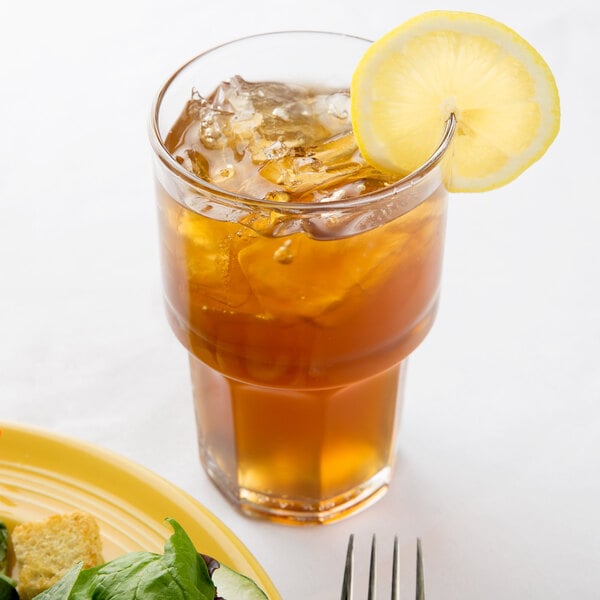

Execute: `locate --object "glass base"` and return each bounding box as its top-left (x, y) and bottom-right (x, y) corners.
top-left (201, 449), bottom-right (392, 525)
top-left (189, 354), bottom-right (406, 525)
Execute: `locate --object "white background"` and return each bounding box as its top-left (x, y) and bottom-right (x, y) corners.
top-left (2, 0), bottom-right (599, 598)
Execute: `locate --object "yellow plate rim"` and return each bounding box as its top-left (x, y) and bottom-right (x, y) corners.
top-left (0, 420), bottom-right (281, 599)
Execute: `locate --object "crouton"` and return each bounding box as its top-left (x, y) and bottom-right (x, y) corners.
top-left (11, 511), bottom-right (103, 600)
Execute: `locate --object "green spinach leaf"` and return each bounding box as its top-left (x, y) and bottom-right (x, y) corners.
top-left (0, 522), bottom-right (9, 575)
top-left (0, 574), bottom-right (19, 600)
top-left (0, 522), bottom-right (18, 600)
top-left (36, 518), bottom-right (216, 600)
top-left (35, 564), bottom-right (83, 599)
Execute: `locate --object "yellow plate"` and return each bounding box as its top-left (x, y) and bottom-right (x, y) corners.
top-left (0, 421), bottom-right (281, 599)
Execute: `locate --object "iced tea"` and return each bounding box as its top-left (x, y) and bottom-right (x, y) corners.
top-left (150, 33), bottom-right (449, 523)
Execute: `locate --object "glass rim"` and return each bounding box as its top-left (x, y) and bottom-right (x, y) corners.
top-left (148, 30), bottom-right (456, 213)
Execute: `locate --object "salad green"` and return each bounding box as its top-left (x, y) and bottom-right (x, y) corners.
top-left (1, 518), bottom-right (267, 600)
top-left (0, 522), bottom-right (18, 600)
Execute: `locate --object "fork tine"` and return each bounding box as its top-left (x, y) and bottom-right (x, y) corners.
top-left (341, 534), bottom-right (354, 600)
top-left (368, 535), bottom-right (376, 600)
top-left (342, 535), bottom-right (422, 600)
top-left (415, 538), bottom-right (425, 600)
top-left (391, 536), bottom-right (399, 600)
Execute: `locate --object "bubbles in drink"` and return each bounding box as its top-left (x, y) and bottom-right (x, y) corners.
top-left (273, 239), bottom-right (294, 264)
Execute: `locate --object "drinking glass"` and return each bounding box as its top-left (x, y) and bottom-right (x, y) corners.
top-left (149, 31), bottom-right (453, 524)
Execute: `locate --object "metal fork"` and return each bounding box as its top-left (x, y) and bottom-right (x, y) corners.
top-left (340, 534), bottom-right (425, 600)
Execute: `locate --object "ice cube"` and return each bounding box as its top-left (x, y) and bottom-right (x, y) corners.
top-left (168, 78), bottom-right (398, 204)
top-left (177, 209), bottom-right (255, 309)
top-left (174, 94), bottom-right (234, 151)
top-left (215, 77), bottom-right (331, 151)
top-left (236, 226), bottom-right (411, 322)
top-left (184, 149), bottom-right (210, 179)
top-left (314, 91), bottom-right (353, 134)
top-left (307, 132), bottom-right (357, 165)
top-left (258, 133), bottom-right (365, 196)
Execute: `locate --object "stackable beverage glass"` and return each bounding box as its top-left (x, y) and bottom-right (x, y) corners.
top-left (149, 32), bottom-right (453, 524)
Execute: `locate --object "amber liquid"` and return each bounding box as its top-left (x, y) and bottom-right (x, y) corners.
top-left (156, 79), bottom-right (447, 522)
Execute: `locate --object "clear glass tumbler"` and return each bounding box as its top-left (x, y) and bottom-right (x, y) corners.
top-left (149, 31), bottom-right (453, 524)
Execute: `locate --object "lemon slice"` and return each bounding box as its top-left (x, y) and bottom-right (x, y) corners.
top-left (351, 11), bottom-right (560, 192)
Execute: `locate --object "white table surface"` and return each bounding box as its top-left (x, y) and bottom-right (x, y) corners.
top-left (2, 0), bottom-right (599, 598)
